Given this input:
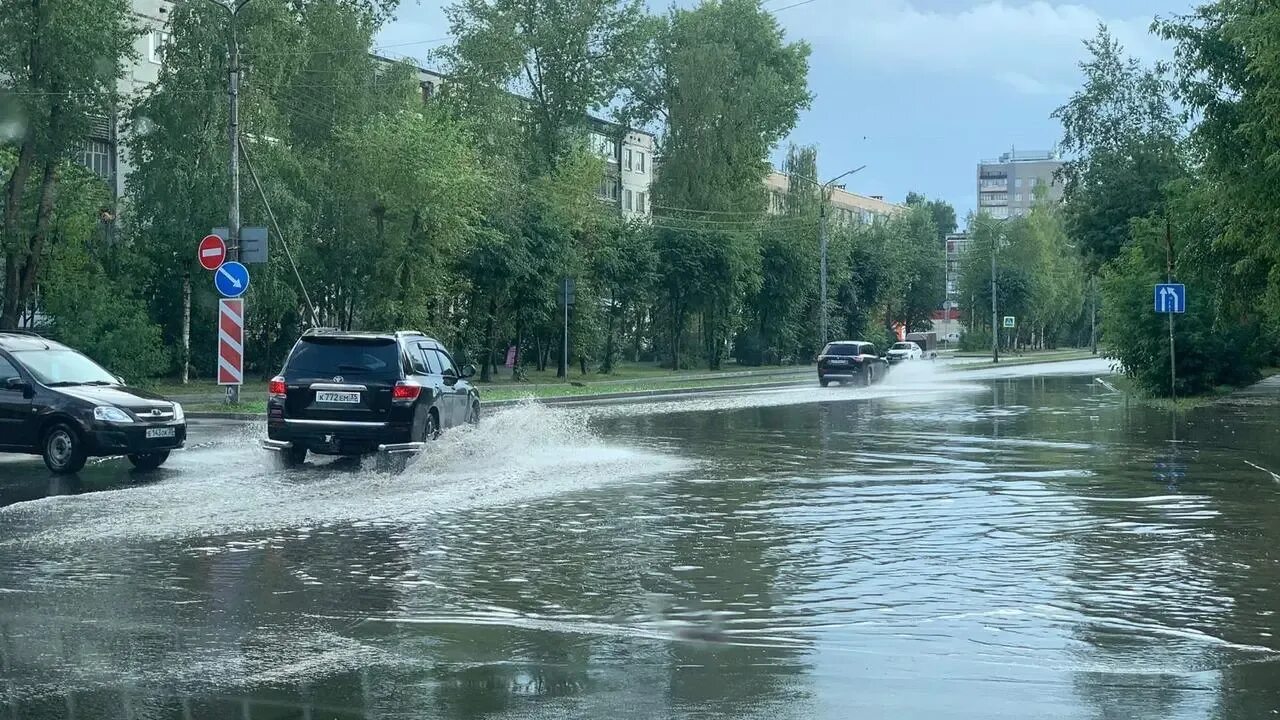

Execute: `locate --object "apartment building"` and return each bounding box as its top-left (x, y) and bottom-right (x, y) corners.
top-left (976, 149), bottom-right (1064, 220)
top-left (764, 171), bottom-right (905, 226)
top-left (587, 117), bottom-right (655, 219)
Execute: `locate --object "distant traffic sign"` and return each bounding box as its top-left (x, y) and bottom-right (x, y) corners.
top-left (198, 234), bottom-right (227, 271)
top-left (214, 261), bottom-right (250, 298)
top-left (1002, 316), bottom-right (1016, 328)
top-left (217, 299), bottom-right (244, 386)
top-left (1154, 283), bottom-right (1186, 314)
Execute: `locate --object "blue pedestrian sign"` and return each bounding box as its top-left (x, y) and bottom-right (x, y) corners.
top-left (215, 261), bottom-right (250, 298)
top-left (1154, 283), bottom-right (1185, 314)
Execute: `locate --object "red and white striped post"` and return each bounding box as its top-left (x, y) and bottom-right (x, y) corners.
top-left (217, 298), bottom-right (244, 386)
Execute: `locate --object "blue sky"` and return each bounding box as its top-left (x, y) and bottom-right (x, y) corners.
top-left (375, 0), bottom-right (1192, 223)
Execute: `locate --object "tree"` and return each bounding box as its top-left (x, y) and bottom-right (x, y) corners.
top-left (0, 0), bottom-right (140, 328)
top-left (905, 192), bottom-right (957, 245)
top-left (1052, 25), bottom-right (1184, 268)
top-left (637, 0), bottom-right (811, 369)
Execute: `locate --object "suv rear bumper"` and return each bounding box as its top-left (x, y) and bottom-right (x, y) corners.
top-left (266, 418), bottom-right (412, 456)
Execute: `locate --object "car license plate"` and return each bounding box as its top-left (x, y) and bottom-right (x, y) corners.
top-left (145, 427), bottom-right (176, 439)
top-left (827, 359), bottom-right (847, 365)
top-left (317, 391), bottom-right (360, 404)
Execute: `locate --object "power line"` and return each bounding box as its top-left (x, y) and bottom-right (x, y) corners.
top-left (769, 0), bottom-right (822, 12)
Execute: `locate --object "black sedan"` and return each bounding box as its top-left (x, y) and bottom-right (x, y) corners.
top-left (816, 341), bottom-right (888, 387)
top-left (0, 332), bottom-right (185, 473)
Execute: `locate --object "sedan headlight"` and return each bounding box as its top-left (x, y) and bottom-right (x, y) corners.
top-left (94, 406), bottom-right (135, 423)
top-left (172, 402), bottom-right (185, 422)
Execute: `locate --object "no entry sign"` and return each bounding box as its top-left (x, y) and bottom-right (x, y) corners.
top-left (198, 234), bottom-right (227, 271)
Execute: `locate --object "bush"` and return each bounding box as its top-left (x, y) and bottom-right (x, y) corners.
top-left (1100, 241), bottom-right (1267, 397)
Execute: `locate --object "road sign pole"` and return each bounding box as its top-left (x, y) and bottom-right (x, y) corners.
top-left (991, 232), bottom-right (999, 364)
top-left (1166, 219), bottom-right (1176, 402)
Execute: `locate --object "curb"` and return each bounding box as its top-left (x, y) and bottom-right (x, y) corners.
top-left (187, 377), bottom-right (811, 420)
top-left (485, 378), bottom-right (807, 407)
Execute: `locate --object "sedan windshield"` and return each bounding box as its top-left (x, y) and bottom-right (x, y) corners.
top-left (891, 343), bottom-right (914, 350)
top-left (14, 349), bottom-right (118, 386)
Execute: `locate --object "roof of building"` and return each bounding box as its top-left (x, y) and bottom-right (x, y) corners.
top-left (764, 171), bottom-right (906, 217)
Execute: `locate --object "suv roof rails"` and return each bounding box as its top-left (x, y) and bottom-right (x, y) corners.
top-left (0, 329), bottom-right (44, 336)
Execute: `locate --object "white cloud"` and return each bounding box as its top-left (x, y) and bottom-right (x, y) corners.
top-left (796, 1), bottom-right (1167, 96)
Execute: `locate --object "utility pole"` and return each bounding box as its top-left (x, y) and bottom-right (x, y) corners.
top-left (207, 0), bottom-right (251, 403)
top-left (786, 166), bottom-right (866, 347)
top-left (990, 230), bottom-right (999, 364)
top-left (818, 202), bottom-right (828, 343)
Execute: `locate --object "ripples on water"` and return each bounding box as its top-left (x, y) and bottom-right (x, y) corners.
top-left (5, 363), bottom-right (1280, 718)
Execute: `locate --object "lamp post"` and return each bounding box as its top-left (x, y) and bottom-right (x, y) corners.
top-left (787, 166), bottom-right (867, 344)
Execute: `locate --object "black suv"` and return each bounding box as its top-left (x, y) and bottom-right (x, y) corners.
top-left (816, 340), bottom-right (888, 387)
top-left (0, 331), bottom-right (186, 473)
top-left (262, 330), bottom-right (479, 466)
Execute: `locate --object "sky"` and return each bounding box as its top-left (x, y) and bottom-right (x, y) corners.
top-left (373, 0), bottom-right (1195, 223)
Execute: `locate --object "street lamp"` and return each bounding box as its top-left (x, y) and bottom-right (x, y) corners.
top-left (989, 216), bottom-right (1011, 364)
top-left (786, 166), bottom-right (867, 345)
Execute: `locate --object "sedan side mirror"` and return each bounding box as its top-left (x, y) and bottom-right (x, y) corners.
top-left (115, 375), bottom-right (126, 385)
top-left (460, 364), bottom-right (476, 379)
top-left (4, 377), bottom-right (32, 395)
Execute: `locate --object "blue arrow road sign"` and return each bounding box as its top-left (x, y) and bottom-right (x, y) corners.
top-left (215, 261), bottom-right (250, 298)
top-left (1154, 283), bottom-right (1185, 314)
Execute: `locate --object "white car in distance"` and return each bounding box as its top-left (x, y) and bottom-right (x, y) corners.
top-left (885, 341), bottom-right (923, 364)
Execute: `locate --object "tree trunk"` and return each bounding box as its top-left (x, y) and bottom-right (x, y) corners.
top-left (0, 137), bottom-right (37, 329)
top-left (512, 316), bottom-right (524, 379)
top-left (480, 296), bottom-right (496, 382)
top-left (3, 159), bottom-right (57, 328)
top-left (602, 298), bottom-right (617, 374)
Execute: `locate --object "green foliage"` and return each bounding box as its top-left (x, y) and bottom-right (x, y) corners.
top-left (1052, 25), bottom-right (1184, 268)
top-left (0, 0), bottom-right (141, 327)
top-left (1057, 15), bottom-right (1279, 395)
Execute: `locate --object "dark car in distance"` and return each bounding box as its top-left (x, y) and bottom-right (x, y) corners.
top-left (262, 329), bottom-right (479, 466)
top-left (816, 341), bottom-right (888, 387)
top-left (0, 331), bottom-right (186, 473)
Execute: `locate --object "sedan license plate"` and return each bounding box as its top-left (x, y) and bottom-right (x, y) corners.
top-left (317, 391), bottom-right (361, 404)
top-left (145, 427), bottom-right (176, 439)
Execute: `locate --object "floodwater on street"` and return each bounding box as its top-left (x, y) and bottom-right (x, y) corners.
top-left (5, 358), bottom-right (1280, 719)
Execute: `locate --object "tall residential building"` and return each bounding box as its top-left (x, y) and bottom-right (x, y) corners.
top-left (976, 149), bottom-right (1064, 220)
top-left (764, 172), bottom-right (906, 226)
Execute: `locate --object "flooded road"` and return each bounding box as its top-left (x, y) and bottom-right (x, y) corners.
top-left (5, 359), bottom-right (1280, 719)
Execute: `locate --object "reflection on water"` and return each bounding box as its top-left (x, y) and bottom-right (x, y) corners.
top-left (5, 369), bottom-right (1280, 718)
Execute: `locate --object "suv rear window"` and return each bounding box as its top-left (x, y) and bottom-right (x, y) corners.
top-left (822, 343), bottom-right (860, 356)
top-left (284, 338), bottom-right (402, 380)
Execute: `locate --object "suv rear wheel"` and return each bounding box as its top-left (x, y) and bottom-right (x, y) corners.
top-left (42, 423), bottom-right (87, 474)
top-left (274, 445), bottom-right (307, 469)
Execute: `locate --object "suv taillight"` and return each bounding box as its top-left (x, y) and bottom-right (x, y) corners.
top-left (392, 381), bottom-right (421, 402)
top-left (269, 376), bottom-right (286, 398)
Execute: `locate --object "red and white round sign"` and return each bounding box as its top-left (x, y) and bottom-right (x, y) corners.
top-left (198, 234), bottom-right (227, 271)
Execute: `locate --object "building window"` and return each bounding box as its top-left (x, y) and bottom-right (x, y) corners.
top-left (420, 81), bottom-right (435, 102)
top-left (624, 149), bottom-right (633, 171)
top-left (80, 139), bottom-right (112, 179)
top-left (1014, 193), bottom-right (1023, 202)
top-left (636, 192), bottom-right (646, 213)
top-left (623, 189), bottom-right (633, 211)
top-left (638, 152), bottom-right (645, 173)
top-left (149, 30), bottom-right (170, 64)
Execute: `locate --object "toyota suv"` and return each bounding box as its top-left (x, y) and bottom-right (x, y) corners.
top-left (0, 331), bottom-right (186, 473)
top-left (262, 329), bottom-right (479, 467)
top-left (816, 340), bottom-right (888, 387)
